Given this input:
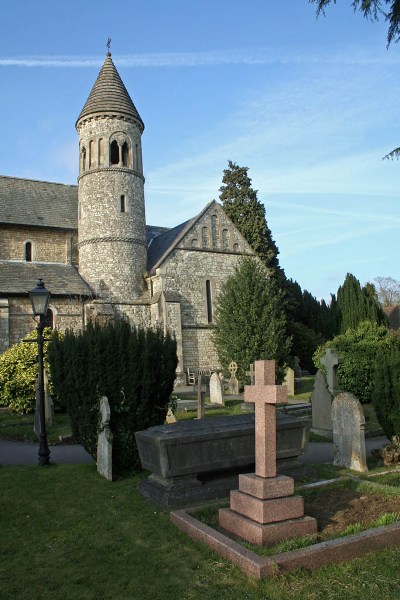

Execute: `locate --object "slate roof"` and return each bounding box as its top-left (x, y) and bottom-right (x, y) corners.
top-left (0, 261), bottom-right (93, 297)
top-left (76, 53), bottom-right (144, 130)
top-left (0, 176), bottom-right (78, 229)
top-left (147, 218), bottom-right (194, 273)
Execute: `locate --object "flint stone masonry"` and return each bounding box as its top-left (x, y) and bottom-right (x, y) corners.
top-left (135, 412), bottom-right (310, 507)
top-left (332, 392), bottom-right (368, 472)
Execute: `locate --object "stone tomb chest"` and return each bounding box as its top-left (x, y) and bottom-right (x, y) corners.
top-left (135, 413), bottom-right (309, 507)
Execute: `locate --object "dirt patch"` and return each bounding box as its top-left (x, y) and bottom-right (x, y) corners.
top-left (305, 486), bottom-right (400, 540)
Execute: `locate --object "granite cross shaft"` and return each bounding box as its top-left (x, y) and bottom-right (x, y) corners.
top-left (244, 360), bottom-right (287, 478)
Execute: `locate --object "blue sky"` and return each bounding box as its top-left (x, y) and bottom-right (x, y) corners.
top-left (1, 1), bottom-right (399, 300)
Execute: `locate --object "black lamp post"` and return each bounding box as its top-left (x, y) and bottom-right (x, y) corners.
top-left (29, 279), bottom-right (51, 466)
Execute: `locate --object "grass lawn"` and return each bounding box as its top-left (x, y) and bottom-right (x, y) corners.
top-left (1, 464), bottom-right (400, 600)
top-left (0, 410), bottom-right (72, 444)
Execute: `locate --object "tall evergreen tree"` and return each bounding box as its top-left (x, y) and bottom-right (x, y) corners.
top-left (219, 161), bottom-right (282, 277)
top-left (213, 257), bottom-right (290, 383)
top-left (337, 273), bottom-right (387, 333)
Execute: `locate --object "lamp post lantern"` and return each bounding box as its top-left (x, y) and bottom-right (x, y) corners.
top-left (29, 279), bottom-right (51, 466)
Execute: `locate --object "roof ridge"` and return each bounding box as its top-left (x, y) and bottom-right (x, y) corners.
top-left (0, 175), bottom-right (77, 188)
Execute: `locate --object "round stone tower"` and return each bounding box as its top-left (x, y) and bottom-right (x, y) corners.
top-left (76, 52), bottom-right (147, 301)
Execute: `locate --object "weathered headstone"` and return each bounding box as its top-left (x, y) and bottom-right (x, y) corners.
top-left (311, 370), bottom-right (334, 439)
top-left (196, 374), bottom-right (205, 419)
top-left (166, 408), bottom-right (177, 423)
top-left (210, 372), bottom-right (224, 405)
top-left (242, 363), bottom-right (255, 411)
top-left (331, 392), bottom-right (368, 472)
top-left (284, 367), bottom-right (295, 397)
top-left (228, 361), bottom-right (240, 395)
top-left (219, 360), bottom-right (317, 546)
top-left (293, 356), bottom-right (302, 378)
top-left (97, 396), bottom-right (113, 480)
top-left (321, 348), bottom-right (342, 395)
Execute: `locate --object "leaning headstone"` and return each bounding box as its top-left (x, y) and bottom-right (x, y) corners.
top-left (284, 367), bottom-right (295, 397)
top-left (210, 372), bottom-right (224, 405)
top-left (331, 392), bottom-right (367, 473)
top-left (97, 396), bottom-right (113, 480)
top-left (228, 361), bottom-right (240, 395)
top-left (321, 348), bottom-right (342, 395)
top-left (311, 370), bottom-right (334, 439)
top-left (196, 374), bottom-right (205, 419)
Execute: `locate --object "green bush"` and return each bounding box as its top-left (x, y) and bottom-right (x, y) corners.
top-left (313, 321), bottom-right (398, 404)
top-left (373, 345), bottom-right (400, 439)
top-left (47, 319), bottom-right (178, 476)
top-left (0, 328), bottom-right (55, 414)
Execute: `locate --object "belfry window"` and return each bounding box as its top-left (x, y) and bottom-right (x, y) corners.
top-left (120, 194), bottom-right (126, 213)
top-left (110, 140), bottom-right (119, 165)
top-left (121, 142), bottom-right (129, 167)
top-left (206, 279), bottom-right (213, 323)
top-left (25, 241), bottom-right (32, 262)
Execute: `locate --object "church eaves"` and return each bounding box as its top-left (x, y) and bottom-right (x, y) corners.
top-left (76, 53), bottom-right (144, 130)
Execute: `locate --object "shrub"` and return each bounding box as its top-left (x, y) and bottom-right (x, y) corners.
top-left (47, 319), bottom-right (178, 476)
top-left (0, 328), bottom-right (56, 414)
top-left (314, 321), bottom-right (398, 403)
top-left (373, 344), bottom-right (400, 439)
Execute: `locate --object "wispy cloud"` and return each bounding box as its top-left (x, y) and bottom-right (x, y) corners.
top-left (1, 47), bottom-right (400, 68)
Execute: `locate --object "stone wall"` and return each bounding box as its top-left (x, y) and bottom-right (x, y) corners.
top-left (0, 299), bottom-right (9, 353)
top-left (0, 225), bottom-right (78, 264)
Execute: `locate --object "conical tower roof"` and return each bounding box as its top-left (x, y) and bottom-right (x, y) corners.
top-left (76, 52), bottom-right (144, 130)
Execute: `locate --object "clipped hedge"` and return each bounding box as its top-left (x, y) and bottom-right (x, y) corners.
top-left (313, 321), bottom-right (399, 404)
top-left (373, 345), bottom-right (400, 439)
top-left (0, 328), bottom-right (55, 414)
top-left (47, 319), bottom-right (178, 476)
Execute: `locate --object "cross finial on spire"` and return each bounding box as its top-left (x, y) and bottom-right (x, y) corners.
top-left (106, 37), bottom-right (111, 55)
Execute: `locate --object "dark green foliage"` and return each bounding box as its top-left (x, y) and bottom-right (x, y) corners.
top-left (373, 345), bottom-right (400, 438)
top-left (310, 0), bottom-right (400, 46)
top-left (0, 328), bottom-right (57, 414)
top-left (314, 321), bottom-right (399, 403)
top-left (219, 161), bottom-right (283, 277)
top-left (287, 321), bottom-right (323, 374)
top-left (337, 273), bottom-right (387, 333)
top-left (213, 257), bottom-right (290, 383)
top-left (47, 319), bottom-right (177, 475)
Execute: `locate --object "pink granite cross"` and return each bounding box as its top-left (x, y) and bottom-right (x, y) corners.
top-left (244, 360), bottom-right (287, 478)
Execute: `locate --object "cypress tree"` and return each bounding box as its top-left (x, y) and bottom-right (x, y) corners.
top-left (337, 273), bottom-right (388, 333)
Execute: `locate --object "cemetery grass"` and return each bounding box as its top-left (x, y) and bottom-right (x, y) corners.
top-left (0, 410), bottom-right (72, 443)
top-left (2, 466), bottom-right (400, 600)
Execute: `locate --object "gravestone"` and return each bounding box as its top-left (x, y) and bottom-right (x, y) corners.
top-left (219, 360), bottom-right (317, 546)
top-left (34, 369), bottom-right (55, 436)
top-left (284, 367), bottom-right (295, 397)
top-left (242, 363), bottom-right (255, 411)
top-left (210, 372), bottom-right (224, 405)
top-left (311, 370), bottom-right (334, 439)
top-left (196, 375), bottom-right (205, 419)
top-left (331, 392), bottom-right (367, 473)
top-left (97, 396), bottom-right (113, 480)
top-left (228, 361), bottom-right (240, 395)
top-left (166, 408), bottom-right (177, 424)
top-left (321, 348), bottom-right (342, 395)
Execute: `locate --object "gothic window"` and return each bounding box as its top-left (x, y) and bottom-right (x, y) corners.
top-left (134, 143), bottom-right (139, 171)
top-left (98, 138), bottom-right (105, 166)
top-left (191, 238), bottom-right (198, 248)
top-left (120, 194), bottom-right (126, 213)
top-left (42, 308), bottom-right (54, 329)
top-left (222, 229), bottom-right (229, 250)
top-left (110, 140), bottom-right (119, 165)
top-left (206, 280), bottom-right (213, 323)
top-left (211, 215), bottom-right (218, 249)
top-left (81, 146), bottom-right (86, 172)
top-left (121, 142), bottom-right (129, 167)
top-left (89, 140), bottom-right (95, 168)
top-left (25, 241), bottom-right (32, 262)
top-left (202, 227), bottom-right (209, 248)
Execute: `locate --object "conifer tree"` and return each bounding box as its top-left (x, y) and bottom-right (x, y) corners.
top-left (337, 273), bottom-right (387, 333)
top-left (213, 257), bottom-right (290, 383)
top-left (219, 161), bottom-right (282, 277)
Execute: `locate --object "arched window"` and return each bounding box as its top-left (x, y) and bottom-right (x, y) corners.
top-left (121, 142), bottom-right (129, 167)
top-left (42, 308), bottom-right (54, 329)
top-left (120, 194), bottom-right (126, 213)
top-left (233, 243), bottom-right (239, 253)
top-left (25, 241), bottom-right (32, 262)
top-left (222, 229), bottom-right (229, 250)
top-left (191, 238), bottom-right (198, 248)
top-left (89, 140), bottom-right (95, 168)
top-left (211, 215), bottom-right (218, 249)
top-left (202, 227), bottom-right (209, 248)
top-left (206, 280), bottom-right (213, 323)
top-left (110, 140), bottom-right (119, 165)
top-left (81, 146), bottom-right (86, 172)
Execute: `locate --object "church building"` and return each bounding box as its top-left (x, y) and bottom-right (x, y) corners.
top-left (0, 52), bottom-right (255, 384)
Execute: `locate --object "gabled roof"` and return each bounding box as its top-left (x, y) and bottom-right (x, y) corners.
top-left (76, 53), bottom-right (144, 130)
top-left (0, 261), bottom-right (93, 297)
top-left (0, 176), bottom-right (78, 229)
